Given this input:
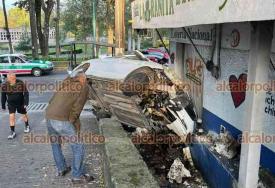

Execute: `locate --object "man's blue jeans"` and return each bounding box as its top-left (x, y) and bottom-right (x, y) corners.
top-left (47, 119), bottom-right (85, 178)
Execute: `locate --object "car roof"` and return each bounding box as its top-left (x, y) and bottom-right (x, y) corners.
top-left (0, 54), bottom-right (25, 57)
top-left (77, 56), bottom-right (164, 80)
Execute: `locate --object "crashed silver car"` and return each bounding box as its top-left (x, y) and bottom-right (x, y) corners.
top-left (72, 52), bottom-right (198, 142)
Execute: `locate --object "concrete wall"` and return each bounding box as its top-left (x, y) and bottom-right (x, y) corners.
top-left (203, 23), bottom-right (250, 134)
top-left (170, 22), bottom-right (275, 176)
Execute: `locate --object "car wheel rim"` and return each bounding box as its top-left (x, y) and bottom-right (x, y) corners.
top-left (34, 70), bottom-right (41, 76)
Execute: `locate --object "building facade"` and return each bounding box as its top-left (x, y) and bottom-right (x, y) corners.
top-left (0, 27), bottom-right (56, 44)
top-left (132, 0), bottom-right (275, 187)
top-left (169, 23), bottom-right (275, 188)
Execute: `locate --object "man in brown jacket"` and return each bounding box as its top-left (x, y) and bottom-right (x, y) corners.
top-left (45, 70), bottom-right (94, 184)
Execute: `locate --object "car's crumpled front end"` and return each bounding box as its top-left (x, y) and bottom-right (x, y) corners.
top-left (88, 64), bottom-right (197, 143)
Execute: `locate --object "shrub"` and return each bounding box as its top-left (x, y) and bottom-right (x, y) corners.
top-left (15, 34), bottom-right (32, 51)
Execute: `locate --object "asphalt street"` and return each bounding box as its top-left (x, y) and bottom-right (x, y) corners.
top-left (0, 71), bottom-right (104, 188)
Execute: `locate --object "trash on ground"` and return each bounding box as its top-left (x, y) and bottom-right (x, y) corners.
top-left (167, 158), bottom-right (191, 184)
top-left (212, 131), bottom-right (240, 159)
top-left (183, 147), bottom-right (194, 167)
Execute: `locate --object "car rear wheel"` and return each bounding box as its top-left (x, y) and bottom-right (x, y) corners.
top-left (95, 109), bottom-right (112, 121)
top-left (32, 68), bottom-right (42, 77)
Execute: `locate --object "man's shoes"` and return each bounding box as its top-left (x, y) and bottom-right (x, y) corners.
top-left (56, 166), bottom-right (71, 177)
top-left (24, 126), bottom-right (30, 133)
top-left (8, 131), bottom-right (16, 139)
top-left (71, 174), bottom-right (95, 184)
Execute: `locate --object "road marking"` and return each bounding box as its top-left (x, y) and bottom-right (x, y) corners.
top-left (27, 103), bottom-right (48, 113)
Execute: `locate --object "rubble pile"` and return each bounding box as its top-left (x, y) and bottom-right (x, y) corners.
top-left (133, 143), bottom-right (208, 187)
top-left (137, 89), bottom-right (196, 142)
top-left (168, 158), bottom-right (191, 184)
top-left (209, 131), bottom-right (240, 159)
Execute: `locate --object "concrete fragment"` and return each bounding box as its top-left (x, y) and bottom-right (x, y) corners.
top-left (183, 147), bottom-right (194, 167)
top-left (213, 131), bottom-right (239, 159)
top-left (168, 158), bottom-right (191, 184)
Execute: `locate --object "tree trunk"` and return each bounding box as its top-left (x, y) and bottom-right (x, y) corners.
top-left (29, 0), bottom-right (38, 59)
top-left (96, 20), bottom-right (100, 57)
top-left (2, 0), bottom-right (13, 54)
top-left (43, 10), bottom-right (51, 57)
top-left (35, 0), bottom-right (45, 56)
top-left (35, 0), bottom-right (54, 58)
top-left (107, 25), bottom-right (114, 55)
top-left (55, 0), bottom-right (60, 58)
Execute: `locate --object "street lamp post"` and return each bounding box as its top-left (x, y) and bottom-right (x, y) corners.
top-left (115, 0), bottom-right (125, 56)
top-left (92, 0), bottom-right (96, 58)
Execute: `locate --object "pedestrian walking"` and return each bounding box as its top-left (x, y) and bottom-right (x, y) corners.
top-left (1, 73), bottom-right (30, 139)
top-left (45, 69), bottom-right (94, 184)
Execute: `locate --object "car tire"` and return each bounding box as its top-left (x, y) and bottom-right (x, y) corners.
top-left (96, 110), bottom-right (112, 121)
top-left (32, 68), bottom-right (42, 77)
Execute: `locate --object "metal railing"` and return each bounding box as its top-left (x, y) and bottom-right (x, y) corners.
top-left (68, 41), bottom-right (117, 70)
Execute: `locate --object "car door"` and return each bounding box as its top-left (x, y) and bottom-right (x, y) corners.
top-left (10, 56), bottom-right (32, 75)
top-left (0, 56), bottom-right (11, 74)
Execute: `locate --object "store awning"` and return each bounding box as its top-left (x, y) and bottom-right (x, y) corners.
top-left (131, 0), bottom-right (275, 29)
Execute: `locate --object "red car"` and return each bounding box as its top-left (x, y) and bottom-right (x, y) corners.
top-left (142, 48), bottom-right (172, 65)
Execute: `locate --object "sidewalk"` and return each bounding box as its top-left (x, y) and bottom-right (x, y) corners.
top-left (0, 106), bottom-right (104, 188)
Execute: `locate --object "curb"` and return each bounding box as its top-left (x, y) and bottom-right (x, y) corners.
top-left (54, 67), bottom-right (68, 71)
top-left (99, 117), bottom-right (159, 188)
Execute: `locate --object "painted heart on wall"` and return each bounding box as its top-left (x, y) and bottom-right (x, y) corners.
top-left (229, 73), bottom-right (247, 108)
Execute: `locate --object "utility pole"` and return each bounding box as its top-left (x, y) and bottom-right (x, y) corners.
top-left (2, 0), bottom-right (13, 54)
top-left (115, 0), bottom-right (125, 56)
top-left (92, 1), bottom-right (96, 41)
top-left (92, 0), bottom-right (96, 57)
top-left (55, 0), bottom-right (60, 58)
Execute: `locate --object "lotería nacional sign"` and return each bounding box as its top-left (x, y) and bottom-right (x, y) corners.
top-left (131, 0), bottom-right (275, 29)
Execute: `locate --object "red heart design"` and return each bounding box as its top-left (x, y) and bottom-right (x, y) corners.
top-left (229, 74), bottom-right (247, 108)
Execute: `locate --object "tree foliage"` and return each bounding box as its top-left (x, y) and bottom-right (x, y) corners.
top-left (62, 0), bottom-right (115, 40)
top-left (15, 0), bottom-right (55, 57)
top-left (15, 33), bottom-right (32, 51)
top-left (0, 7), bottom-right (29, 28)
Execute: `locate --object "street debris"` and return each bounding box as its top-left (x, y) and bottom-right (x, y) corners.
top-left (138, 89), bottom-right (196, 142)
top-left (183, 147), bottom-right (194, 167)
top-left (131, 142), bottom-right (208, 187)
top-left (133, 127), bottom-right (149, 137)
top-left (168, 158), bottom-right (191, 184)
top-left (212, 131), bottom-right (240, 159)
top-left (258, 180), bottom-right (267, 188)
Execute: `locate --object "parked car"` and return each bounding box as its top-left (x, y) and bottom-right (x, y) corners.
top-left (0, 54), bottom-right (54, 77)
top-left (71, 51), bottom-right (198, 142)
top-left (142, 48), bottom-right (171, 65)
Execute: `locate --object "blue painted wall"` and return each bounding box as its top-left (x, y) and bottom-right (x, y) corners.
top-left (190, 144), bottom-right (237, 188)
top-left (191, 108), bottom-right (275, 188)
